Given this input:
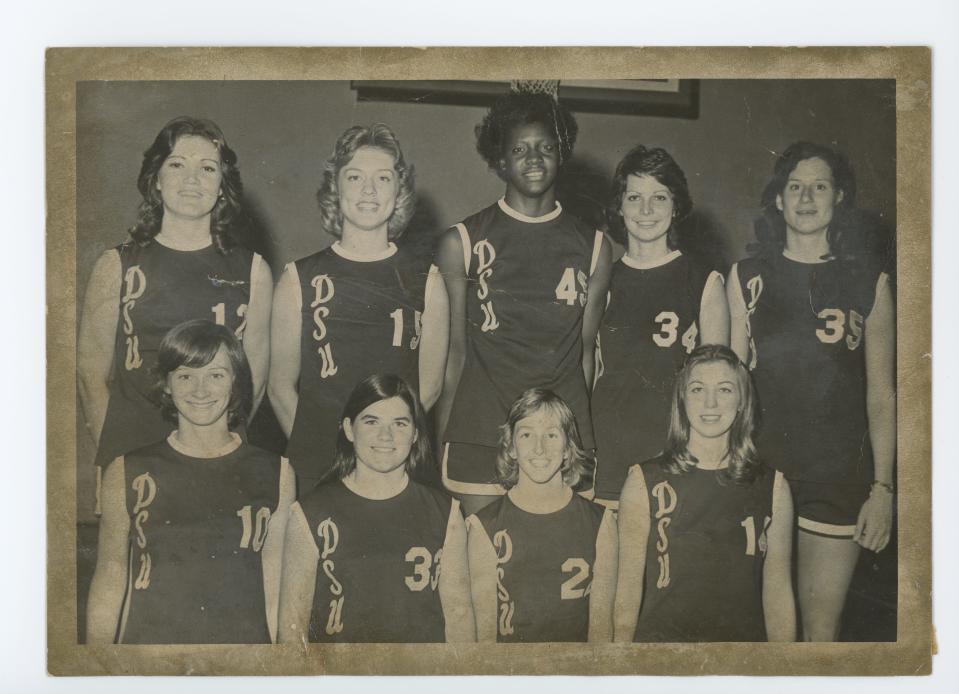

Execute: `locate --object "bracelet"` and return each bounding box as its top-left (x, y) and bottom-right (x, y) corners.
top-left (870, 480), bottom-right (895, 495)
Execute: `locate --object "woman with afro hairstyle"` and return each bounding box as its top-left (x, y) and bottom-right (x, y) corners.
top-left (590, 145), bottom-right (729, 507)
top-left (435, 90), bottom-right (613, 515)
top-left (79, 117), bottom-right (273, 512)
top-left (269, 124), bottom-right (448, 493)
top-left (727, 142), bottom-right (895, 641)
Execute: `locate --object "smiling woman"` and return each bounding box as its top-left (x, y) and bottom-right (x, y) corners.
top-left (275, 374), bottom-right (474, 643)
top-left (268, 123), bottom-right (449, 493)
top-left (85, 320), bottom-right (295, 644)
top-left (77, 116), bottom-right (274, 514)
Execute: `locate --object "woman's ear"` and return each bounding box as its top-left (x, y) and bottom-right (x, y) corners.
top-left (775, 193), bottom-right (784, 212)
top-left (342, 418), bottom-right (355, 443)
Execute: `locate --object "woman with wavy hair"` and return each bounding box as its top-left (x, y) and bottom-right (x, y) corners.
top-left (269, 123), bottom-right (448, 493)
top-left (276, 374), bottom-right (472, 643)
top-left (727, 142), bottom-right (896, 641)
top-left (590, 145), bottom-right (729, 507)
top-left (614, 345), bottom-right (795, 642)
top-left (78, 116), bottom-right (272, 510)
top-left (464, 387), bottom-right (617, 643)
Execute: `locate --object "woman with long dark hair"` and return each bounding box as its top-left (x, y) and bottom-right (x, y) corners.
top-left (78, 116), bottom-right (272, 510)
top-left (590, 145), bottom-right (728, 507)
top-left (727, 142), bottom-right (896, 641)
top-left (276, 374), bottom-right (472, 643)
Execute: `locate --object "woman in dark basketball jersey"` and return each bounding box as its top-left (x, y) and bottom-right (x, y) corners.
top-left (465, 388), bottom-right (617, 642)
top-left (727, 142), bottom-right (895, 641)
top-left (78, 117), bottom-right (272, 510)
top-left (269, 124), bottom-right (447, 493)
top-left (435, 89), bottom-right (613, 515)
top-left (590, 145), bottom-right (728, 507)
top-left (86, 320), bottom-right (294, 644)
top-left (276, 374), bottom-right (472, 643)
top-left (615, 345), bottom-right (795, 642)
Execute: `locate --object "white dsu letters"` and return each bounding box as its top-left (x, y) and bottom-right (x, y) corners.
top-left (121, 265), bottom-right (146, 371)
top-left (651, 480), bottom-right (677, 589)
top-left (310, 275), bottom-right (338, 378)
top-left (317, 518), bottom-right (344, 634)
top-left (473, 240), bottom-right (499, 332)
top-left (492, 529), bottom-right (515, 636)
top-left (131, 472), bottom-right (157, 590)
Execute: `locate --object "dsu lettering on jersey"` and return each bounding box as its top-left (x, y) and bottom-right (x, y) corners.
top-left (473, 240), bottom-right (499, 333)
top-left (121, 266), bottom-right (146, 371)
top-left (310, 274), bottom-right (338, 379)
top-left (651, 480), bottom-right (677, 589)
top-left (131, 472), bottom-right (157, 590)
top-left (744, 276), bottom-right (764, 370)
top-left (316, 518), bottom-right (344, 635)
top-left (492, 529), bottom-right (515, 637)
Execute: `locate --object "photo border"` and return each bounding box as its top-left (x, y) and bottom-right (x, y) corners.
top-left (45, 46), bottom-right (932, 676)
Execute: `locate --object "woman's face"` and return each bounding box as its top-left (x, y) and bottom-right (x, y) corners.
top-left (345, 396), bottom-right (416, 476)
top-left (166, 346), bottom-right (234, 429)
top-left (337, 146), bottom-right (398, 235)
top-left (155, 135), bottom-right (223, 222)
top-left (684, 360), bottom-right (741, 441)
top-left (776, 156), bottom-right (843, 236)
top-left (511, 407), bottom-right (568, 487)
top-left (620, 174), bottom-right (674, 245)
top-left (498, 121), bottom-right (560, 200)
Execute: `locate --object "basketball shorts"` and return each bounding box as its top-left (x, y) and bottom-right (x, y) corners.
top-left (441, 442), bottom-right (505, 497)
top-left (789, 478), bottom-right (870, 539)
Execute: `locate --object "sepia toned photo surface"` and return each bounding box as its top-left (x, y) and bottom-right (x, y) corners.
top-left (46, 47), bottom-right (931, 676)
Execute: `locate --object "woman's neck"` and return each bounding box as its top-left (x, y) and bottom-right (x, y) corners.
top-left (339, 225), bottom-right (390, 256)
top-left (174, 417), bottom-right (235, 456)
top-left (784, 228), bottom-right (831, 262)
top-left (509, 476), bottom-right (572, 514)
top-left (503, 188), bottom-right (557, 219)
top-left (344, 464), bottom-right (409, 500)
top-left (686, 431), bottom-right (730, 470)
top-left (155, 215), bottom-right (214, 251)
top-left (626, 235), bottom-right (671, 264)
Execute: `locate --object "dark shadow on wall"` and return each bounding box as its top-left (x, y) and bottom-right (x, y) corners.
top-left (683, 208), bottom-right (734, 274)
top-left (557, 154), bottom-right (610, 231)
top-left (234, 190), bottom-right (282, 270)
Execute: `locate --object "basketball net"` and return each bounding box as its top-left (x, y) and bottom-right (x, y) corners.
top-left (510, 79), bottom-right (560, 100)
top-left (509, 80), bottom-right (569, 164)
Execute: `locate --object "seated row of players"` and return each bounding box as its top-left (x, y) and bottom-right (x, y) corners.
top-left (86, 321), bottom-right (792, 643)
top-left (79, 89), bottom-right (895, 643)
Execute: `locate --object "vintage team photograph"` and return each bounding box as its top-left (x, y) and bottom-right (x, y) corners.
top-left (45, 47), bottom-right (932, 676)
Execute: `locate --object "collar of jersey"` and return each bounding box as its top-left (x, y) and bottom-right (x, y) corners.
top-left (153, 235), bottom-right (214, 252)
top-left (782, 247), bottom-right (830, 265)
top-left (167, 431), bottom-right (242, 459)
top-left (331, 241), bottom-right (397, 262)
top-left (621, 248), bottom-right (682, 270)
top-left (497, 197), bottom-right (562, 224)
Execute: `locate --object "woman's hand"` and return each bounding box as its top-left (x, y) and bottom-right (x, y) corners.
top-left (853, 487), bottom-right (894, 552)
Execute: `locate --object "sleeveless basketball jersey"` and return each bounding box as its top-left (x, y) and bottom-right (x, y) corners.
top-left (468, 492), bottom-right (607, 642)
top-left (633, 455), bottom-right (775, 642)
top-left (445, 199), bottom-right (601, 455)
top-left (298, 478), bottom-right (454, 642)
top-left (118, 435), bottom-right (282, 644)
top-left (96, 241), bottom-right (257, 467)
top-left (285, 243), bottom-right (430, 481)
top-left (734, 253), bottom-right (885, 483)
top-left (591, 251), bottom-right (719, 500)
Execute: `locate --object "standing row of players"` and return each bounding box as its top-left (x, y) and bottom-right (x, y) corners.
top-left (79, 90), bottom-right (895, 643)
